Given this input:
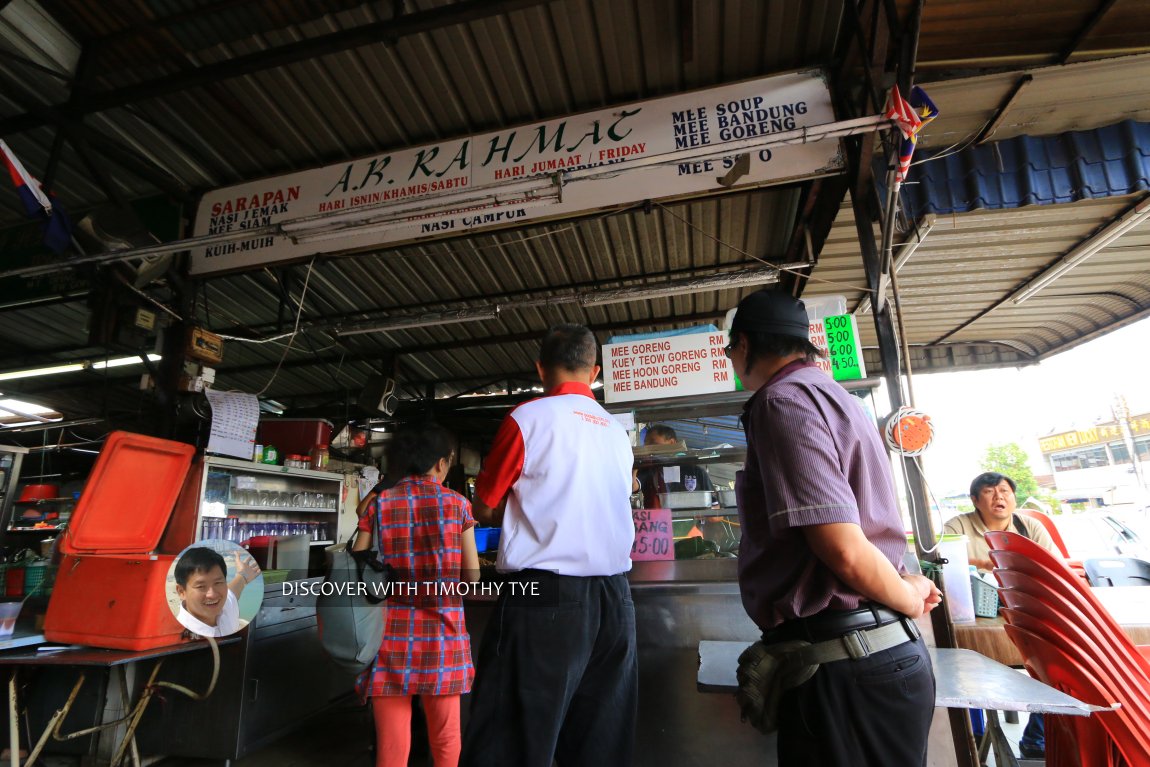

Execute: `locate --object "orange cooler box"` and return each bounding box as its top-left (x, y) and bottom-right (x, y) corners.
top-left (45, 432), bottom-right (198, 650)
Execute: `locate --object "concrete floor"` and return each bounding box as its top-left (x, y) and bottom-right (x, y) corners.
top-left (156, 699), bottom-right (425, 767)
top-left (26, 697), bottom-right (1035, 767)
top-left (151, 706), bottom-right (1033, 767)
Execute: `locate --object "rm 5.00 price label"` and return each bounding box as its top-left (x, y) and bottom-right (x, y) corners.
top-left (630, 508), bottom-right (673, 561)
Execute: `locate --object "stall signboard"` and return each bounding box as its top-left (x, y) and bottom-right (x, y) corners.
top-left (190, 70), bottom-right (841, 274)
top-left (603, 332), bottom-right (734, 404)
top-left (631, 507), bottom-right (673, 561)
top-left (1039, 414), bottom-right (1150, 453)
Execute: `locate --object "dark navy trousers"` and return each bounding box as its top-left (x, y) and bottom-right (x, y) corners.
top-left (460, 570), bottom-right (638, 767)
top-left (776, 634), bottom-right (936, 766)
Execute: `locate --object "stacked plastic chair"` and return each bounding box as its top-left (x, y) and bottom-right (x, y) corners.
top-left (1015, 507), bottom-right (1089, 581)
top-left (985, 530), bottom-right (1150, 767)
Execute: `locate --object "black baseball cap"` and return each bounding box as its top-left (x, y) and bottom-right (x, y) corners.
top-left (729, 289), bottom-right (810, 339)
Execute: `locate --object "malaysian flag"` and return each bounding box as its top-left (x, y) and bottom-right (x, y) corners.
top-left (1, 138), bottom-right (73, 254)
top-left (885, 85), bottom-right (939, 183)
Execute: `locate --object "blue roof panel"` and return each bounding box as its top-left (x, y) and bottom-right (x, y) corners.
top-left (890, 120), bottom-right (1150, 219)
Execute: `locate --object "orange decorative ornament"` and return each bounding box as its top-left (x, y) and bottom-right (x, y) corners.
top-left (883, 407), bottom-right (934, 456)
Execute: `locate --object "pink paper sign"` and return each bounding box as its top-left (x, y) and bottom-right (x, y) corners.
top-left (631, 508), bottom-right (673, 561)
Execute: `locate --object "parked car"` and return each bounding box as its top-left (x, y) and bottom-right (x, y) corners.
top-left (1054, 510), bottom-right (1150, 562)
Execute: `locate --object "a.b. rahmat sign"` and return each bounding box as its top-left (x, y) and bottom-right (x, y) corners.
top-left (190, 69), bottom-right (841, 275)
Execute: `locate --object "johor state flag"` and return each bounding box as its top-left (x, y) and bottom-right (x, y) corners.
top-left (1, 138), bottom-right (73, 254)
top-left (885, 86), bottom-right (939, 183)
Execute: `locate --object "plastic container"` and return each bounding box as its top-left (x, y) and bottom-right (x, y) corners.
top-left (257, 419), bottom-right (333, 458)
top-left (310, 444), bottom-right (330, 471)
top-left (18, 484), bottom-right (60, 502)
top-left (4, 565), bottom-right (23, 597)
top-left (473, 527), bottom-right (501, 552)
top-left (23, 559), bottom-right (54, 597)
top-left (971, 570), bottom-right (1000, 618)
top-left (937, 534), bottom-right (975, 622)
top-left (0, 599), bottom-right (22, 638)
top-left (261, 445), bottom-right (280, 465)
top-left (44, 431), bottom-right (197, 650)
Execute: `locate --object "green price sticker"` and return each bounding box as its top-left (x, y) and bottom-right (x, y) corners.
top-left (823, 313), bottom-right (865, 381)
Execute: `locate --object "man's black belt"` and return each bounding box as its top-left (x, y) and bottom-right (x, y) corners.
top-left (766, 605), bottom-right (908, 644)
top-left (764, 605), bottom-right (920, 665)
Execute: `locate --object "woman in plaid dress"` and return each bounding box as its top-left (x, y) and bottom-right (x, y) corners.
top-left (353, 425), bottom-right (479, 767)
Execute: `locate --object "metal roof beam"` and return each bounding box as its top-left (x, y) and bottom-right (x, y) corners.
top-left (1061, 0), bottom-right (1121, 64)
top-left (204, 309), bottom-right (733, 381)
top-left (0, 0), bottom-right (560, 136)
top-left (199, 261), bottom-right (772, 340)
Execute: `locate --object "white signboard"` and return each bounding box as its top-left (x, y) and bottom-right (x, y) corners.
top-left (191, 70), bottom-right (841, 274)
top-left (603, 332), bottom-right (734, 404)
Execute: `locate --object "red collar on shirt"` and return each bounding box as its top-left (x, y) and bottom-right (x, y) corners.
top-left (546, 381), bottom-right (595, 398)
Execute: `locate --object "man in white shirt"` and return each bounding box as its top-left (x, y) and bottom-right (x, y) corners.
top-left (174, 547), bottom-right (260, 637)
top-left (460, 323), bottom-right (637, 767)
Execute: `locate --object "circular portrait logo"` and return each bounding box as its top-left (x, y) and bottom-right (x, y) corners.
top-left (166, 540), bottom-right (264, 638)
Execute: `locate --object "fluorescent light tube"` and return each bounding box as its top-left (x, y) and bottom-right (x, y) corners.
top-left (0, 363), bottom-right (85, 381)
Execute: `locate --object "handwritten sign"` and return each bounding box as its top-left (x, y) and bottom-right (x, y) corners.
top-left (824, 313), bottom-right (866, 381)
top-left (190, 71), bottom-right (840, 274)
top-left (604, 332), bottom-right (734, 404)
top-left (631, 508), bottom-right (673, 561)
top-left (801, 295), bottom-right (847, 378)
top-left (204, 390), bottom-right (259, 459)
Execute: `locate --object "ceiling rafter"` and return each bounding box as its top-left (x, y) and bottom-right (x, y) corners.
top-left (0, 0), bottom-right (561, 136)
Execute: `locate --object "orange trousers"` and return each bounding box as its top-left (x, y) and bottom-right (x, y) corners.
top-left (372, 694), bottom-right (461, 767)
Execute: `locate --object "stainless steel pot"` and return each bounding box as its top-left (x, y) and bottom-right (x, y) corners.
top-left (656, 491), bottom-right (713, 509)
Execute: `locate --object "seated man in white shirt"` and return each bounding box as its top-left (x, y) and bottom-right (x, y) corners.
top-left (174, 546), bottom-right (260, 637)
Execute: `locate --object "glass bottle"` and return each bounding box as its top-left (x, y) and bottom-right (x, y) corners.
top-left (310, 443), bottom-right (330, 470)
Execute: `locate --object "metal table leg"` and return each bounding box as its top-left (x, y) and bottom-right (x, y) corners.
top-left (984, 710), bottom-right (1021, 767)
top-left (8, 672), bottom-right (18, 767)
top-left (24, 673), bottom-right (88, 767)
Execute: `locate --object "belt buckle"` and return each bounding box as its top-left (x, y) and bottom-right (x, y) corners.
top-left (902, 616), bottom-right (921, 641)
top-left (842, 629), bottom-right (871, 660)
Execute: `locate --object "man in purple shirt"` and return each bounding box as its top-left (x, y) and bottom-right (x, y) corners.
top-left (728, 289), bottom-right (942, 767)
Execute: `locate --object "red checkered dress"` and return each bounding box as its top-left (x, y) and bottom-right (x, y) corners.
top-left (355, 475), bottom-right (476, 698)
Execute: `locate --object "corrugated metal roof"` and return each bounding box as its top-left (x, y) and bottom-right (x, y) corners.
top-left (2, 0), bottom-right (1150, 429)
top-left (815, 193), bottom-right (1150, 365)
top-left (914, 55), bottom-right (1150, 152)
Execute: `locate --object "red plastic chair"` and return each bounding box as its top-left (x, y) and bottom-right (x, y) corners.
top-left (1003, 612), bottom-right (1150, 767)
top-left (1003, 622), bottom-right (1123, 767)
top-left (984, 549), bottom-right (1150, 676)
top-left (1016, 508), bottom-right (1072, 558)
top-left (988, 536), bottom-right (1150, 671)
top-left (998, 586), bottom-right (1150, 709)
top-left (990, 531), bottom-right (1150, 765)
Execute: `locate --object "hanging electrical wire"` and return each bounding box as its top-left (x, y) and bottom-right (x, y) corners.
top-left (256, 257), bottom-right (317, 397)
